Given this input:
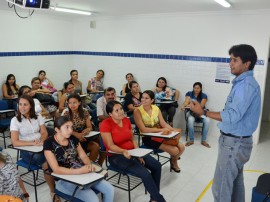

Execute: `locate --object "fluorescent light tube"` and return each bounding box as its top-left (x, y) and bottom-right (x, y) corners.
top-left (214, 0), bottom-right (231, 8)
top-left (50, 6), bottom-right (91, 15)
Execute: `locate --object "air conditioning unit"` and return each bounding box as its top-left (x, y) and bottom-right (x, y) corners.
top-left (6, 0), bottom-right (50, 9)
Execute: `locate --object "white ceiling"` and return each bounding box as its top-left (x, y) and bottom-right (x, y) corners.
top-left (2, 0), bottom-right (270, 17)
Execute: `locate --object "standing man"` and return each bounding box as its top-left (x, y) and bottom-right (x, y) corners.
top-left (190, 44), bottom-right (261, 202)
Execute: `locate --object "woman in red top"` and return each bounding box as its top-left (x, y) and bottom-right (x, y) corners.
top-left (100, 100), bottom-right (166, 202)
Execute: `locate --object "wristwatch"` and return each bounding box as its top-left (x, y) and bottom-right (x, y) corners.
top-left (203, 110), bottom-right (207, 117)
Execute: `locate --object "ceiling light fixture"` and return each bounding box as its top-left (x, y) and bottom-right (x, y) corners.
top-left (50, 5), bottom-right (91, 15)
top-left (214, 0), bottom-right (231, 8)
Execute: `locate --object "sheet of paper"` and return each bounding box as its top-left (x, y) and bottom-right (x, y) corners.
top-left (109, 148), bottom-right (153, 157)
top-left (84, 131), bottom-right (100, 138)
top-left (141, 131), bottom-right (179, 139)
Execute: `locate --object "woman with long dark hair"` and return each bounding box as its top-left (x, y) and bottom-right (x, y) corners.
top-left (100, 100), bottom-right (165, 202)
top-left (44, 116), bottom-right (114, 202)
top-left (62, 94), bottom-right (104, 165)
top-left (2, 74), bottom-right (20, 109)
top-left (181, 82), bottom-right (210, 148)
top-left (69, 70), bottom-right (82, 95)
top-left (10, 94), bottom-right (56, 200)
top-left (121, 73), bottom-right (134, 96)
top-left (152, 77), bottom-right (180, 126)
top-left (134, 90), bottom-right (185, 173)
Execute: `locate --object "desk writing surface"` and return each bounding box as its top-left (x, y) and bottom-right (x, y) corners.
top-left (52, 172), bottom-right (104, 186)
top-left (0, 109), bottom-right (16, 113)
top-left (141, 131), bottom-right (179, 139)
top-left (84, 131), bottom-right (100, 138)
top-left (109, 148), bottom-right (153, 157)
top-left (155, 100), bottom-right (176, 104)
top-left (88, 91), bottom-right (104, 94)
top-left (117, 95), bottom-right (125, 99)
top-left (14, 145), bottom-right (43, 153)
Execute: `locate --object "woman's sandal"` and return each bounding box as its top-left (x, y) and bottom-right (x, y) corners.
top-left (23, 193), bottom-right (29, 202)
top-left (185, 141), bottom-right (194, 146)
top-left (51, 192), bottom-right (61, 202)
top-left (201, 141), bottom-right (211, 148)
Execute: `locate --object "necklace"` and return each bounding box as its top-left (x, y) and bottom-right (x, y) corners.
top-left (54, 135), bottom-right (68, 146)
top-left (54, 135), bottom-right (69, 159)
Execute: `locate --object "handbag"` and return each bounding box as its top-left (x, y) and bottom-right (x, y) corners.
top-left (162, 137), bottom-right (179, 146)
top-left (35, 93), bottom-right (55, 104)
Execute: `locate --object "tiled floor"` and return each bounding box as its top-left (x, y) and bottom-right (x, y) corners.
top-left (1, 122), bottom-right (270, 202)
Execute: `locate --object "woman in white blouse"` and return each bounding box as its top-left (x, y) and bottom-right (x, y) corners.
top-left (10, 94), bottom-right (57, 200)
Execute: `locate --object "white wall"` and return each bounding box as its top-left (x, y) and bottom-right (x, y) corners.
top-left (0, 10), bottom-right (74, 90)
top-left (72, 11), bottom-right (270, 144)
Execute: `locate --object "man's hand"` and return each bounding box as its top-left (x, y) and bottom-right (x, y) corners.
top-left (190, 101), bottom-right (204, 116)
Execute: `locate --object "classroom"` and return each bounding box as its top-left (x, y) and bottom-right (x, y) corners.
top-left (0, 0), bottom-right (270, 201)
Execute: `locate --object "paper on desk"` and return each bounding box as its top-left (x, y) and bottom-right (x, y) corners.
top-left (52, 172), bottom-right (104, 186)
top-left (14, 145), bottom-right (43, 153)
top-left (84, 131), bottom-right (100, 138)
top-left (109, 148), bottom-right (153, 157)
top-left (141, 131), bottom-right (179, 139)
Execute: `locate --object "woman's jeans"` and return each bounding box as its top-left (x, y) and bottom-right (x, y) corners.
top-left (212, 134), bottom-right (253, 202)
top-left (160, 105), bottom-right (176, 123)
top-left (109, 155), bottom-right (166, 202)
top-left (56, 179), bottom-right (114, 202)
top-left (186, 111), bottom-right (210, 141)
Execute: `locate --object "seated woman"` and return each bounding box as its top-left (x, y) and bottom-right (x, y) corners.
top-left (38, 70), bottom-right (57, 93)
top-left (18, 85), bottom-right (49, 118)
top-left (68, 70), bottom-right (82, 95)
top-left (87, 69), bottom-right (105, 103)
top-left (180, 82), bottom-right (210, 148)
top-left (124, 81), bottom-right (142, 124)
top-left (58, 82), bottom-right (75, 114)
top-left (10, 94), bottom-right (56, 200)
top-left (38, 70), bottom-right (59, 102)
top-left (134, 90), bottom-right (185, 173)
top-left (44, 116), bottom-right (114, 202)
top-left (0, 151), bottom-right (29, 201)
top-left (31, 77), bottom-right (57, 113)
top-left (152, 77), bottom-right (180, 127)
top-left (63, 94), bottom-right (104, 165)
top-left (121, 73), bottom-right (134, 96)
top-left (31, 77), bottom-right (51, 94)
top-left (100, 100), bottom-right (166, 202)
top-left (2, 74), bottom-right (20, 109)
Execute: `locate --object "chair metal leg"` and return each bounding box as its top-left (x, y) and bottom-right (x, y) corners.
top-left (127, 175), bottom-right (131, 202)
top-left (33, 171), bottom-right (38, 202)
top-left (3, 134), bottom-right (7, 149)
top-left (117, 173), bottom-right (122, 184)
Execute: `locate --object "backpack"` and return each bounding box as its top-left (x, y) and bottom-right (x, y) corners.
top-left (252, 173), bottom-right (270, 202)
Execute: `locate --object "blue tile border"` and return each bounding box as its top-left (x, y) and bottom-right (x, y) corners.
top-left (0, 51), bottom-right (264, 65)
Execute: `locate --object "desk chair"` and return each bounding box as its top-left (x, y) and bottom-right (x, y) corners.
top-left (0, 100), bottom-right (16, 148)
top-left (11, 146), bottom-right (46, 202)
top-left (184, 109), bottom-right (203, 142)
top-left (90, 108), bottom-right (99, 131)
top-left (54, 189), bottom-right (83, 202)
top-left (46, 170), bottom-right (101, 202)
top-left (136, 131), bottom-right (171, 167)
top-left (100, 140), bottom-right (146, 202)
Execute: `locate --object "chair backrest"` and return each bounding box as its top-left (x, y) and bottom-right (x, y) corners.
top-left (90, 108), bottom-right (99, 130)
top-left (0, 100), bottom-right (9, 110)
